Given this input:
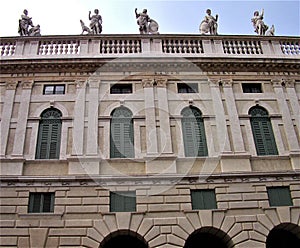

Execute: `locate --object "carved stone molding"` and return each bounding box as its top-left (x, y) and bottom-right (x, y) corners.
top-left (142, 79), bottom-right (155, 88)
top-left (88, 79), bottom-right (100, 88)
top-left (283, 79), bottom-right (296, 88)
top-left (5, 81), bottom-right (18, 90)
top-left (21, 80), bottom-right (34, 89)
top-left (75, 80), bottom-right (87, 89)
top-left (208, 77), bottom-right (222, 87)
top-left (221, 79), bottom-right (233, 88)
top-left (271, 79), bottom-right (283, 88)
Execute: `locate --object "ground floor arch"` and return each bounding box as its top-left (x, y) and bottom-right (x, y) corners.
top-left (183, 227), bottom-right (233, 248)
top-left (266, 223), bottom-right (300, 248)
top-left (100, 230), bottom-right (149, 248)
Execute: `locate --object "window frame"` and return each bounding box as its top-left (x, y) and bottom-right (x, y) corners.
top-left (110, 191), bottom-right (136, 212)
top-left (28, 192), bottom-right (55, 213)
top-left (43, 84), bottom-right (65, 95)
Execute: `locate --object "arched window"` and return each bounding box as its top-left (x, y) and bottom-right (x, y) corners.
top-left (266, 224), bottom-right (300, 248)
top-left (249, 106), bottom-right (278, 156)
top-left (36, 108), bottom-right (62, 159)
top-left (110, 107), bottom-right (134, 158)
top-left (184, 227), bottom-right (233, 248)
top-left (181, 106), bottom-right (208, 157)
top-left (101, 231), bottom-right (148, 248)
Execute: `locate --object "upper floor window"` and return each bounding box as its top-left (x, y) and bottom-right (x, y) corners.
top-left (110, 107), bottom-right (134, 158)
top-left (28, 192), bottom-right (55, 213)
top-left (191, 189), bottom-right (217, 210)
top-left (249, 106), bottom-right (278, 156)
top-left (110, 191), bottom-right (136, 212)
top-left (43, 85), bottom-right (65, 95)
top-left (242, 83), bottom-right (262, 93)
top-left (110, 84), bottom-right (133, 94)
top-left (36, 108), bottom-right (62, 159)
top-left (267, 187), bottom-right (293, 207)
top-left (181, 106), bottom-right (208, 157)
top-left (177, 83), bottom-right (198, 93)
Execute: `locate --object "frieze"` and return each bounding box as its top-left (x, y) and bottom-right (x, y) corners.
top-left (1, 174), bottom-right (299, 188)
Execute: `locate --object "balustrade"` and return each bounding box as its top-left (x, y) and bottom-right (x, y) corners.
top-left (0, 35), bottom-right (299, 58)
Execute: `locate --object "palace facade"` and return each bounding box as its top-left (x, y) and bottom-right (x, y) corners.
top-left (0, 34), bottom-right (300, 247)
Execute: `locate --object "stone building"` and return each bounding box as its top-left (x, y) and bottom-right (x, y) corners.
top-left (0, 34), bottom-right (300, 247)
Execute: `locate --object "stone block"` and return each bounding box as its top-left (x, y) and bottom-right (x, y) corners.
top-left (180, 203), bottom-right (192, 211)
top-left (257, 214), bottom-right (274, 230)
top-left (40, 220), bottom-right (64, 228)
top-left (116, 212), bottom-right (131, 230)
top-left (291, 208), bottom-right (300, 225)
top-left (185, 212), bottom-right (201, 229)
top-left (17, 206), bottom-right (28, 214)
top-left (243, 192), bottom-right (268, 201)
top-left (276, 207), bottom-right (291, 223)
top-left (229, 201), bottom-right (258, 209)
top-left (253, 222), bottom-right (269, 236)
top-left (87, 228), bottom-right (103, 243)
top-left (49, 228), bottom-right (87, 236)
top-left (177, 217), bottom-right (194, 234)
top-left (212, 211), bottom-right (225, 228)
top-left (148, 234), bottom-right (166, 247)
top-left (98, 205), bottom-right (109, 213)
top-left (228, 223), bottom-right (243, 238)
top-left (167, 234), bottom-right (185, 247)
top-left (66, 206), bottom-right (98, 213)
top-left (18, 237), bottom-right (30, 248)
top-left (235, 215), bottom-right (257, 223)
top-left (264, 209), bottom-right (280, 226)
top-left (1, 228), bottom-right (29, 236)
top-left (0, 198), bottom-right (28, 205)
top-left (65, 220), bottom-right (93, 227)
top-left (220, 158), bottom-right (251, 172)
top-left (60, 237), bottom-right (81, 246)
top-left (136, 196), bottom-right (164, 204)
top-left (217, 193), bottom-right (242, 202)
top-left (0, 190), bottom-right (18, 197)
top-left (45, 237), bottom-right (59, 247)
top-left (249, 230), bottom-right (266, 242)
top-left (138, 218), bottom-right (153, 236)
top-left (29, 228), bottom-right (48, 248)
top-left (0, 237), bottom-right (17, 246)
top-left (148, 203), bottom-right (180, 212)
top-left (103, 214), bottom-right (117, 233)
top-left (199, 210), bottom-right (212, 226)
top-left (0, 220), bottom-right (15, 227)
top-left (67, 188), bottom-right (98, 197)
top-left (160, 226), bottom-right (172, 234)
top-left (221, 216), bottom-right (235, 233)
top-left (242, 222), bottom-right (253, 231)
top-left (56, 198), bottom-right (81, 205)
top-left (144, 226), bottom-right (160, 241)
top-left (171, 226), bottom-right (189, 240)
top-left (130, 213), bottom-right (145, 232)
top-left (164, 195), bottom-right (190, 203)
top-left (94, 220), bottom-right (110, 237)
top-left (83, 197), bottom-right (109, 205)
top-left (154, 218), bottom-right (177, 226)
top-left (16, 220), bottom-right (39, 227)
top-left (55, 190), bottom-right (67, 197)
top-left (235, 240), bottom-right (265, 248)
top-left (18, 191), bottom-right (30, 197)
top-left (82, 237), bottom-right (100, 248)
top-left (137, 204), bottom-right (148, 212)
top-left (227, 185), bottom-right (256, 193)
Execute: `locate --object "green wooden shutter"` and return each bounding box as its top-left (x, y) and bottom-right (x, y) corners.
top-left (267, 187), bottom-right (293, 207)
top-left (191, 190), bottom-right (217, 210)
top-left (36, 109), bottom-right (62, 159)
top-left (250, 107), bottom-right (278, 156)
top-left (110, 107), bottom-right (134, 158)
top-left (182, 107), bottom-right (208, 157)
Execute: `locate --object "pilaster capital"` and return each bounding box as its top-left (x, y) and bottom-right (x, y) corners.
top-left (5, 81), bottom-right (18, 90)
top-left (208, 77), bottom-right (222, 87)
top-left (221, 79), bottom-right (233, 88)
top-left (21, 80), bottom-right (34, 89)
top-left (88, 79), bottom-right (100, 88)
top-left (283, 79), bottom-right (295, 88)
top-left (155, 78), bottom-right (168, 88)
top-left (75, 80), bottom-right (87, 89)
top-left (142, 79), bottom-right (155, 88)
top-left (271, 79), bottom-right (283, 88)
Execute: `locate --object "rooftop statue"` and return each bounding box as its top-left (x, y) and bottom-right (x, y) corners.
top-left (135, 8), bottom-right (159, 34)
top-left (199, 9), bottom-right (218, 35)
top-left (80, 20), bottom-right (91, 34)
top-left (89, 9), bottom-right (102, 34)
top-left (251, 9), bottom-right (269, 35)
top-left (18, 9), bottom-right (41, 36)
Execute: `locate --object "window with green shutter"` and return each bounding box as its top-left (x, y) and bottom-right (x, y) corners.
top-left (249, 106), bottom-right (278, 156)
top-left (110, 107), bottom-right (134, 158)
top-left (181, 106), bottom-right (208, 157)
top-left (191, 190), bottom-right (217, 210)
top-left (110, 191), bottom-right (136, 212)
top-left (36, 108), bottom-right (62, 159)
top-left (28, 192), bottom-right (55, 213)
top-left (267, 187), bottom-right (293, 207)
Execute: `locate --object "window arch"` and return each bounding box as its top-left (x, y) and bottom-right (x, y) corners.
top-left (249, 106), bottom-right (278, 156)
top-left (35, 108), bottom-right (62, 159)
top-left (181, 106), bottom-right (208, 157)
top-left (110, 106), bottom-right (134, 158)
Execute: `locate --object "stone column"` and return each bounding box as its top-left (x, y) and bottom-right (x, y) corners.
top-left (272, 79), bottom-right (300, 153)
top-left (143, 79), bottom-right (158, 155)
top-left (12, 81), bottom-right (33, 157)
top-left (0, 81), bottom-right (18, 157)
top-left (86, 80), bottom-right (99, 156)
top-left (156, 79), bottom-right (173, 154)
top-left (222, 79), bottom-right (246, 153)
top-left (209, 79), bottom-right (231, 154)
top-left (72, 80), bottom-right (86, 156)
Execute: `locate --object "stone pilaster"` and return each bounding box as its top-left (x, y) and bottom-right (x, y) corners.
top-left (72, 80), bottom-right (87, 156)
top-left (209, 78), bottom-right (231, 154)
top-left (156, 78), bottom-right (173, 154)
top-left (86, 80), bottom-right (99, 156)
top-left (0, 81), bottom-right (18, 157)
top-left (285, 79), bottom-right (300, 132)
top-left (12, 81), bottom-right (33, 157)
top-left (272, 79), bottom-right (300, 153)
top-left (222, 79), bottom-right (246, 153)
top-left (142, 79), bottom-right (158, 155)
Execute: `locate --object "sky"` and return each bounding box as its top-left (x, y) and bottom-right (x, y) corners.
top-left (0, 0), bottom-right (299, 37)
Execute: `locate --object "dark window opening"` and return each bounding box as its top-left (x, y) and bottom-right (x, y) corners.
top-left (110, 191), bottom-right (136, 212)
top-left (267, 228), bottom-right (300, 248)
top-left (178, 83), bottom-right (198, 93)
top-left (267, 187), bottom-right (293, 207)
top-left (191, 189), bottom-right (217, 210)
top-left (110, 84), bottom-right (133, 94)
top-left (184, 230), bottom-right (229, 248)
top-left (242, 83), bottom-right (262, 93)
top-left (28, 193), bottom-right (55, 213)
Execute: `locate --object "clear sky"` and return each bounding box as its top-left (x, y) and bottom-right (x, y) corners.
top-left (1, 0), bottom-right (299, 37)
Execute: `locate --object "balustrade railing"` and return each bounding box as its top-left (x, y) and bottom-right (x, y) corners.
top-left (0, 35), bottom-right (299, 58)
